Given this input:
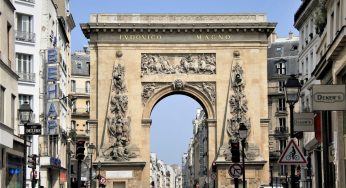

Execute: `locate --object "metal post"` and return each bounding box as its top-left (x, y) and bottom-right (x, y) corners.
top-left (242, 139), bottom-right (245, 188)
top-left (289, 104), bottom-right (295, 188)
top-left (234, 178), bottom-right (239, 188)
top-left (23, 125), bottom-right (27, 188)
top-left (90, 153), bottom-right (93, 188)
top-left (77, 159), bottom-right (82, 188)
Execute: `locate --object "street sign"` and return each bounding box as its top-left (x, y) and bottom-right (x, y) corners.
top-left (25, 123), bottom-right (42, 135)
top-left (312, 85), bottom-right (346, 111)
top-left (294, 112), bottom-right (314, 132)
top-left (228, 164), bottom-right (243, 178)
top-left (278, 139), bottom-right (307, 165)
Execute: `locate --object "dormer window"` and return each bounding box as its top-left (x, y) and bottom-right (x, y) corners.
top-left (276, 62), bottom-right (286, 75)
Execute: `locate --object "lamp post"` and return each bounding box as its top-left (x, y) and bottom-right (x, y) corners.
top-left (284, 75), bottom-right (302, 188)
top-left (19, 101), bottom-right (33, 188)
top-left (88, 143), bottom-right (96, 188)
top-left (238, 123), bottom-right (248, 188)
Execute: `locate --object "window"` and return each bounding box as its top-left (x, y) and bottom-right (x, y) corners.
top-left (16, 53), bottom-right (34, 82)
top-left (0, 86), bottom-right (5, 123)
top-left (7, 23), bottom-right (12, 66)
top-left (278, 81), bottom-right (285, 92)
top-left (49, 135), bottom-right (58, 157)
top-left (276, 47), bottom-right (282, 52)
top-left (85, 81), bottom-right (90, 93)
top-left (278, 98), bottom-right (286, 111)
top-left (71, 80), bottom-right (76, 92)
top-left (19, 95), bottom-right (33, 109)
top-left (11, 95), bottom-right (16, 128)
top-left (77, 62), bottom-right (82, 69)
top-left (86, 101), bottom-right (90, 112)
top-left (276, 62), bottom-right (286, 75)
top-left (279, 118), bottom-right (286, 128)
top-left (71, 120), bottom-right (76, 130)
top-left (16, 13), bottom-right (35, 42)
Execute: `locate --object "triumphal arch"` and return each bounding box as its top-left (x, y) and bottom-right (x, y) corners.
top-left (81, 14), bottom-right (275, 188)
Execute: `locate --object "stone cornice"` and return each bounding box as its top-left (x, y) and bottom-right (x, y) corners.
top-left (81, 14), bottom-right (276, 38)
top-left (294, 0), bottom-right (318, 29)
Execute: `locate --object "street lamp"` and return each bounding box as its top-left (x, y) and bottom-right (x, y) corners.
top-left (88, 143), bottom-right (96, 188)
top-left (284, 74), bottom-right (301, 188)
top-left (97, 161), bottom-right (101, 179)
top-left (239, 123), bottom-right (248, 188)
top-left (19, 101), bottom-right (33, 188)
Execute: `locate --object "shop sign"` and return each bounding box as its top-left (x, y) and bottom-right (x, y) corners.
top-left (312, 85), bottom-right (346, 111)
top-left (50, 157), bottom-right (61, 167)
top-left (60, 171), bottom-right (67, 183)
top-left (294, 113), bottom-right (314, 132)
top-left (47, 66), bottom-right (58, 81)
top-left (47, 49), bottom-right (57, 63)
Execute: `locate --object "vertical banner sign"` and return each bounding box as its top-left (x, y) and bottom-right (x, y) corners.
top-left (47, 49), bottom-right (57, 64)
top-left (47, 67), bottom-right (58, 81)
top-left (47, 84), bottom-right (58, 99)
top-left (46, 102), bottom-right (58, 135)
top-left (312, 85), bottom-right (346, 111)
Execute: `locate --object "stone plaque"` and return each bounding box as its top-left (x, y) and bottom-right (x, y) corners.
top-left (106, 171), bottom-right (133, 178)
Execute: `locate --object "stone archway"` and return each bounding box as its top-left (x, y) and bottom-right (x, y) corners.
top-left (82, 14), bottom-right (275, 188)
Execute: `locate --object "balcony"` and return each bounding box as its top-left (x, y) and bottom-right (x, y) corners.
top-left (72, 108), bottom-right (90, 117)
top-left (269, 150), bottom-right (281, 160)
top-left (15, 30), bottom-right (36, 43)
top-left (273, 126), bottom-right (289, 140)
top-left (268, 86), bottom-right (285, 96)
top-left (17, 72), bottom-right (35, 82)
top-left (276, 107), bottom-right (288, 116)
top-left (71, 88), bottom-right (90, 96)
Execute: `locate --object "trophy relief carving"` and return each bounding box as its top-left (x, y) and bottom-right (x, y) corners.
top-left (141, 53), bottom-right (216, 76)
top-left (102, 64), bottom-right (137, 161)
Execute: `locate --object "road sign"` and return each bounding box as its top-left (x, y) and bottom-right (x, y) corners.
top-left (100, 176), bottom-right (106, 185)
top-left (210, 173), bottom-right (217, 180)
top-left (228, 164), bottom-right (243, 178)
top-left (278, 139), bottom-right (307, 165)
top-left (25, 123), bottom-right (42, 135)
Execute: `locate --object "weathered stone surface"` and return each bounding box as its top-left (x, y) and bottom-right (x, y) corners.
top-left (82, 13), bottom-right (274, 188)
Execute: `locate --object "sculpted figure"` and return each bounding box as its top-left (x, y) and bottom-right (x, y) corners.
top-left (112, 64), bottom-right (126, 93)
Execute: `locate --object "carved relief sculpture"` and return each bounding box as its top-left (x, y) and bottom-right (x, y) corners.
top-left (102, 64), bottom-right (137, 161)
top-left (225, 51), bottom-right (259, 161)
top-left (190, 82), bottom-right (216, 104)
top-left (141, 53), bottom-right (216, 76)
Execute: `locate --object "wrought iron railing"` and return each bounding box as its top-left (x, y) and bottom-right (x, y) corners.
top-left (17, 72), bottom-right (35, 82)
top-left (15, 30), bottom-right (36, 43)
top-left (71, 88), bottom-right (90, 95)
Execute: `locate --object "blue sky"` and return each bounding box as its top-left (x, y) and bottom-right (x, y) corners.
top-left (70, 0), bottom-right (302, 165)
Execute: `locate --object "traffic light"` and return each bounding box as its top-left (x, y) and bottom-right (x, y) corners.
top-left (212, 161), bottom-right (217, 173)
top-left (231, 141), bottom-right (240, 163)
top-left (76, 140), bottom-right (85, 160)
top-left (28, 154), bottom-right (37, 169)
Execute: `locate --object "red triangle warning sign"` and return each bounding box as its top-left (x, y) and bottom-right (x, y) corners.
top-left (278, 139), bottom-right (307, 165)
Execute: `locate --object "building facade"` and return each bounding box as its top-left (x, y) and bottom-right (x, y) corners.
top-left (294, 0), bottom-right (323, 187)
top-left (267, 32), bottom-right (299, 186)
top-left (309, 0), bottom-right (346, 188)
top-left (150, 153), bottom-right (181, 188)
top-left (0, 0), bottom-right (22, 187)
top-left (70, 47), bottom-right (91, 186)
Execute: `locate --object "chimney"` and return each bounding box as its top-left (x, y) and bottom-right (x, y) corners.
top-left (83, 45), bottom-right (88, 53)
top-left (288, 31), bottom-right (293, 40)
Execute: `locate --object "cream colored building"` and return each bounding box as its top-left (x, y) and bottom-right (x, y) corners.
top-left (81, 14), bottom-right (275, 188)
top-left (310, 0), bottom-right (346, 188)
top-left (0, 0), bottom-right (21, 187)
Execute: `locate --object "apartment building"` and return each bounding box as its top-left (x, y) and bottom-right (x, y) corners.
top-left (0, 0), bottom-right (21, 187)
top-left (267, 32), bottom-right (299, 186)
top-left (294, 0), bottom-right (323, 187)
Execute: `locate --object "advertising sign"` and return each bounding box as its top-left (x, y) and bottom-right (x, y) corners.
top-left (294, 113), bottom-right (315, 132)
top-left (312, 85), bottom-right (346, 111)
top-left (47, 102), bottom-right (58, 117)
top-left (47, 49), bottom-right (57, 63)
top-left (47, 66), bottom-right (58, 81)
